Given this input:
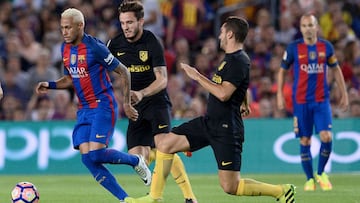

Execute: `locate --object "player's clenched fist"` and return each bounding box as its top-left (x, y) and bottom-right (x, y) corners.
top-left (36, 82), bottom-right (49, 94)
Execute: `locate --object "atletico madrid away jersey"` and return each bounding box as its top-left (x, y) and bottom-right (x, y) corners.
top-left (281, 38), bottom-right (338, 104)
top-left (61, 33), bottom-right (120, 109)
top-left (107, 30), bottom-right (171, 107)
top-left (206, 49), bottom-right (250, 133)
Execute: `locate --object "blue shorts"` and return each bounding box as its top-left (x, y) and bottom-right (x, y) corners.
top-left (293, 100), bottom-right (332, 138)
top-left (72, 107), bottom-right (118, 149)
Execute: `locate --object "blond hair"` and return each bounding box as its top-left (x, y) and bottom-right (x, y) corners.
top-left (61, 8), bottom-right (85, 25)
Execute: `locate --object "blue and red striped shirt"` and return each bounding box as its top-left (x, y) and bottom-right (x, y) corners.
top-left (61, 34), bottom-right (120, 109)
top-left (281, 38), bottom-right (338, 104)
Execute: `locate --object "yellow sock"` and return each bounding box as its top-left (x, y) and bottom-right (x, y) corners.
top-left (149, 148), bottom-right (156, 164)
top-left (171, 153), bottom-right (196, 200)
top-left (150, 150), bottom-right (174, 199)
top-left (236, 178), bottom-right (283, 197)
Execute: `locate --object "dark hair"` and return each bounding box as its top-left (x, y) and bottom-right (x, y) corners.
top-left (223, 16), bottom-right (249, 43)
top-left (118, 0), bottom-right (144, 20)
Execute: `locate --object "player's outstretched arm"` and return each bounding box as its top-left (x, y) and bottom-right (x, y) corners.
top-left (36, 76), bottom-right (73, 94)
top-left (180, 62), bottom-right (236, 102)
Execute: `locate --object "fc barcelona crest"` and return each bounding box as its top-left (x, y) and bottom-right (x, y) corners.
top-left (71, 54), bottom-right (77, 65)
top-left (78, 55), bottom-right (86, 64)
top-left (309, 51), bottom-right (316, 60)
top-left (139, 51), bottom-right (148, 62)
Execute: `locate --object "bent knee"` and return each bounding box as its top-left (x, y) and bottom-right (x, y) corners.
top-left (88, 149), bottom-right (105, 163)
top-left (220, 182), bottom-right (238, 195)
top-left (156, 140), bottom-right (173, 153)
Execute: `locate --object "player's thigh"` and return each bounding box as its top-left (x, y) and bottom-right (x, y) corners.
top-left (293, 102), bottom-right (314, 137)
top-left (150, 106), bottom-right (172, 135)
top-left (72, 109), bottom-right (93, 150)
top-left (89, 108), bottom-right (117, 146)
top-left (128, 105), bottom-right (171, 150)
top-left (155, 132), bottom-right (191, 153)
top-left (127, 116), bottom-right (153, 149)
top-left (314, 101), bottom-right (332, 133)
top-left (171, 117), bottom-right (210, 152)
top-left (211, 131), bottom-right (243, 171)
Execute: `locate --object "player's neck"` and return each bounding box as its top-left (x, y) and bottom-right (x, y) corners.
top-left (225, 43), bottom-right (243, 54)
top-left (304, 37), bottom-right (317, 45)
top-left (127, 29), bottom-right (143, 43)
top-left (71, 32), bottom-right (84, 46)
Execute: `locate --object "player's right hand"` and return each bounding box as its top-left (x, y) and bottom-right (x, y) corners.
top-left (36, 82), bottom-right (49, 94)
top-left (130, 90), bottom-right (143, 106)
top-left (277, 93), bottom-right (285, 110)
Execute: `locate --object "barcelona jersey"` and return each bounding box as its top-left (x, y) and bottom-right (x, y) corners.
top-left (61, 34), bottom-right (120, 109)
top-left (281, 38), bottom-right (338, 104)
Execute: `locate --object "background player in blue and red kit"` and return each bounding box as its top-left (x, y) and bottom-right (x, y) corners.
top-left (36, 8), bottom-right (151, 203)
top-left (277, 14), bottom-right (349, 192)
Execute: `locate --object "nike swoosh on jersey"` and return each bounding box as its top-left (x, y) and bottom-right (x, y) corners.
top-left (299, 54), bottom-right (307, 59)
top-left (221, 161), bottom-right (232, 166)
top-left (117, 52), bottom-right (125, 56)
top-left (96, 134), bottom-right (106, 138)
top-left (158, 124), bottom-right (168, 129)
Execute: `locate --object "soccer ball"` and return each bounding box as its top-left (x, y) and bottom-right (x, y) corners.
top-left (11, 182), bottom-right (40, 203)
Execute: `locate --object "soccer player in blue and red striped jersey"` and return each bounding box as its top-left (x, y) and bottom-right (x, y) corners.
top-left (277, 14), bottom-right (349, 192)
top-left (36, 8), bottom-right (151, 203)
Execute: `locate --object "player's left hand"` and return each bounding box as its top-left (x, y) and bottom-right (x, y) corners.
top-left (240, 103), bottom-right (251, 117)
top-left (180, 63), bottom-right (200, 81)
top-left (0, 86), bottom-right (3, 100)
top-left (338, 95), bottom-right (349, 112)
top-left (123, 103), bottom-right (138, 121)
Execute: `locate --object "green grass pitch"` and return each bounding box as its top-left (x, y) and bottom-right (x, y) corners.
top-left (1, 173), bottom-right (359, 202)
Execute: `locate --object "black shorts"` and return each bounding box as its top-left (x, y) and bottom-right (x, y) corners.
top-left (127, 105), bottom-right (171, 150)
top-left (172, 116), bottom-right (244, 171)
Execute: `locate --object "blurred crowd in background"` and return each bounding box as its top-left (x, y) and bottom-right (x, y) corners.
top-left (0, 0), bottom-right (360, 121)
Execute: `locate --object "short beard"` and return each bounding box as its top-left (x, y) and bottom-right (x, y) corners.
top-left (126, 35), bottom-right (136, 41)
top-left (125, 28), bottom-right (139, 42)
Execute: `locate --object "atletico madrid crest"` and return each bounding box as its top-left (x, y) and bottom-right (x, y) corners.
top-left (139, 51), bottom-right (148, 62)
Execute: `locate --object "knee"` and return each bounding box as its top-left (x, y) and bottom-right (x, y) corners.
top-left (300, 137), bottom-right (311, 146)
top-left (88, 149), bottom-right (105, 163)
top-left (156, 141), bottom-right (171, 153)
top-left (81, 153), bottom-right (94, 168)
top-left (220, 181), bottom-right (237, 195)
top-left (320, 131), bottom-right (332, 142)
top-left (155, 136), bottom-right (172, 153)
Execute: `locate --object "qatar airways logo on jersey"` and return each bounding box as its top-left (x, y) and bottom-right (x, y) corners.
top-left (300, 63), bottom-right (324, 74)
top-left (66, 66), bottom-right (89, 78)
